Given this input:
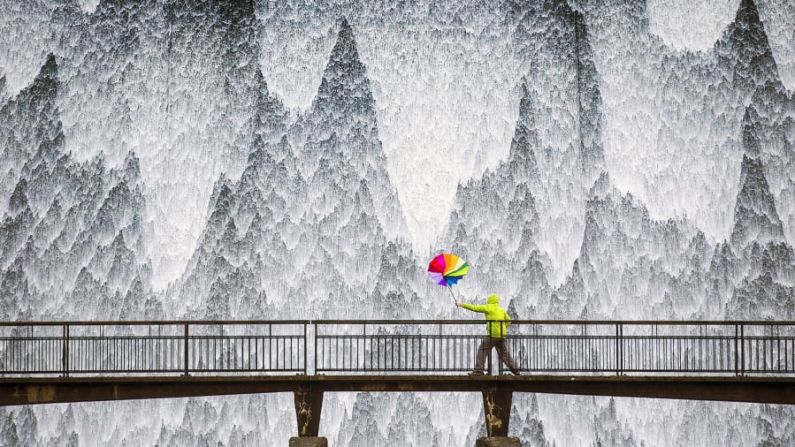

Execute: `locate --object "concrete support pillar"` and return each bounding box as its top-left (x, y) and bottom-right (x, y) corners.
top-left (477, 388), bottom-right (520, 447)
top-left (482, 388), bottom-right (512, 436)
top-left (290, 388), bottom-right (327, 447)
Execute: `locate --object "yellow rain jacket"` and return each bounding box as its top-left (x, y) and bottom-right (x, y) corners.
top-left (460, 294), bottom-right (511, 338)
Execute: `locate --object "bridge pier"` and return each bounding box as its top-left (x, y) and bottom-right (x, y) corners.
top-left (290, 387), bottom-right (327, 447)
top-left (477, 388), bottom-right (520, 447)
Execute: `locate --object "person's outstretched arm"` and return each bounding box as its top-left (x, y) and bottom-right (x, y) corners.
top-left (457, 302), bottom-right (488, 313)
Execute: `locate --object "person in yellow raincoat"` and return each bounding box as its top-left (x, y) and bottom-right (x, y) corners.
top-left (456, 294), bottom-right (520, 375)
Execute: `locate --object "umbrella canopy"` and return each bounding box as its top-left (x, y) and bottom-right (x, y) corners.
top-left (427, 253), bottom-right (469, 287)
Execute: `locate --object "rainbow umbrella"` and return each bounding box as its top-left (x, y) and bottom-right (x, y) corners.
top-left (427, 253), bottom-right (469, 302)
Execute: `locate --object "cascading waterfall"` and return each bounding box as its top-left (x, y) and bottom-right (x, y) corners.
top-left (0, 0), bottom-right (794, 445)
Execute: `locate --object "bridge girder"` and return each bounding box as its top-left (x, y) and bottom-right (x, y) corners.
top-left (1, 375), bottom-right (794, 407)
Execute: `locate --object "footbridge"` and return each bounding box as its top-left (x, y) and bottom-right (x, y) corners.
top-left (2, 320), bottom-right (794, 446)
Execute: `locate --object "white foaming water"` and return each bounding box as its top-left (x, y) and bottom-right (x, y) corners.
top-left (0, 0), bottom-right (794, 445)
top-left (647, 0), bottom-right (739, 50)
top-left (261, 18), bottom-right (522, 252)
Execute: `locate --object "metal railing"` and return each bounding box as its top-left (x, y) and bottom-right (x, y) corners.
top-left (0, 321), bottom-right (306, 376)
top-left (314, 321), bottom-right (487, 373)
top-left (1, 320), bottom-right (794, 376)
top-left (503, 322), bottom-right (794, 375)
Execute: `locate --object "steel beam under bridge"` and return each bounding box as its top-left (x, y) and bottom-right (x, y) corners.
top-left (2, 375), bottom-right (795, 407)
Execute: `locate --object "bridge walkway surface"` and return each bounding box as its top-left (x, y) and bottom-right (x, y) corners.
top-left (2, 320), bottom-right (794, 446)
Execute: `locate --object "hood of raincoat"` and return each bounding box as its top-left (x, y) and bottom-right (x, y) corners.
top-left (487, 294), bottom-right (499, 304)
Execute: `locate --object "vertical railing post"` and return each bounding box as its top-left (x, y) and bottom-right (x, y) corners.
top-left (620, 324), bottom-right (624, 374)
top-left (183, 323), bottom-right (189, 376)
top-left (488, 321), bottom-right (493, 375)
top-left (776, 324), bottom-right (781, 372)
top-left (740, 323), bottom-right (745, 376)
top-left (62, 324), bottom-right (69, 377)
top-left (499, 319), bottom-right (505, 375)
top-left (734, 324), bottom-right (740, 376)
top-left (615, 324), bottom-right (619, 375)
top-left (303, 323), bottom-right (308, 375)
top-left (615, 323), bottom-right (623, 375)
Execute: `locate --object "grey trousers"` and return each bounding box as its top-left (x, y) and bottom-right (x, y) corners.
top-left (475, 337), bottom-right (518, 373)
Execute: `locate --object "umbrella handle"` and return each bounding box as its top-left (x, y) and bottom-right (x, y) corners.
top-left (447, 286), bottom-right (458, 305)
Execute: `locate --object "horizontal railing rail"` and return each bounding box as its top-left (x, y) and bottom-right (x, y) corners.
top-left (3, 319), bottom-right (795, 326)
top-left (1, 320), bottom-right (793, 376)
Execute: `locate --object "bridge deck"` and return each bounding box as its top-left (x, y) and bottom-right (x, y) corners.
top-left (3, 374), bottom-right (795, 406)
